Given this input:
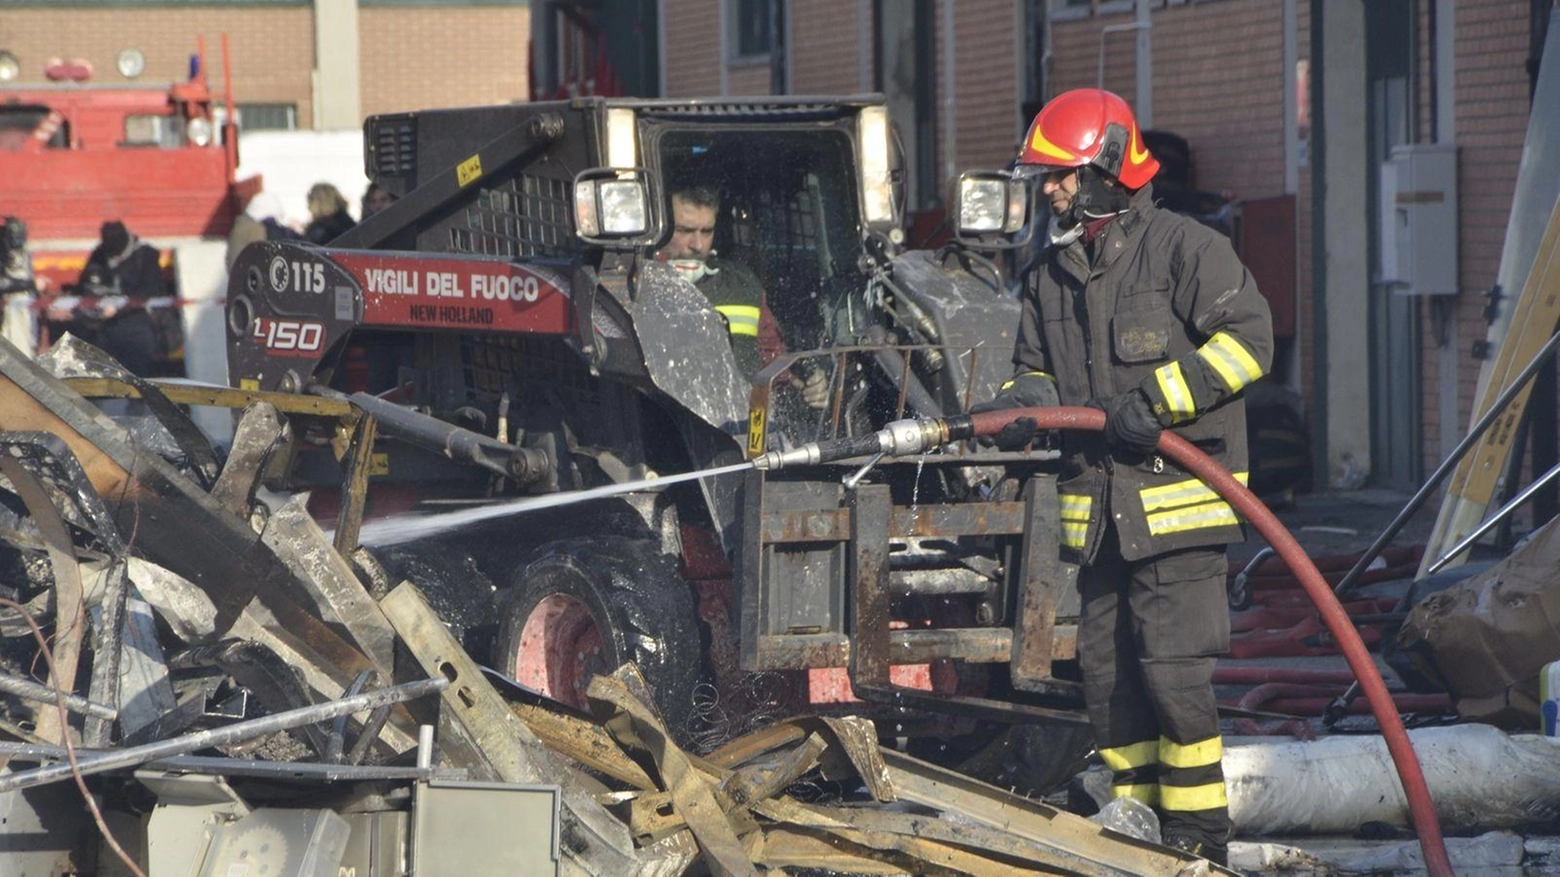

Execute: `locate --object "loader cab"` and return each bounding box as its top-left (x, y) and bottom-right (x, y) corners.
top-left (627, 102), bottom-right (904, 358)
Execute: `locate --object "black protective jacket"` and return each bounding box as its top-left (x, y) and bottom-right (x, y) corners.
top-left (1013, 185), bottom-right (1274, 563)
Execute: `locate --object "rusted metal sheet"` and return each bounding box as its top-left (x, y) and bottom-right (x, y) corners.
top-left (849, 484), bottom-right (893, 690)
top-left (260, 496), bottom-right (397, 671)
top-left (209, 401), bottom-right (287, 520)
top-left (881, 749), bottom-right (1242, 876)
top-left (332, 412), bottom-right (377, 555)
top-left (0, 447), bottom-right (87, 746)
top-left (724, 732), bottom-right (827, 807)
top-left (751, 629), bottom-right (1013, 669)
top-left (752, 797), bottom-right (1054, 877)
top-left (380, 581), bottom-right (642, 877)
top-left (62, 376), bottom-right (354, 418)
top-left (588, 668), bottom-right (759, 877)
top-left (758, 502), bottom-right (1029, 546)
top-left (0, 339), bottom-right (381, 684)
top-left (1010, 478), bottom-right (1067, 690)
top-left (888, 501), bottom-right (1027, 539)
top-left (504, 699), bottom-right (656, 791)
top-left (745, 828), bottom-right (908, 875)
top-left (758, 508), bottom-right (850, 543)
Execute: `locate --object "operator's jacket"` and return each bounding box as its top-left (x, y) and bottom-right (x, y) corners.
top-left (696, 256), bottom-right (784, 379)
top-left (1014, 184), bottom-right (1274, 565)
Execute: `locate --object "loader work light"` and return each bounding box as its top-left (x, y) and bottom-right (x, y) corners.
top-left (607, 107), bottom-right (638, 170)
top-left (573, 169), bottom-right (652, 246)
top-left (955, 171), bottom-right (1027, 235)
top-left (857, 105), bottom-right (894, 226)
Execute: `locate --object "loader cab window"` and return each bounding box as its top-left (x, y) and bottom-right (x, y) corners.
top-left (652, 127), bottom-right (866, 356)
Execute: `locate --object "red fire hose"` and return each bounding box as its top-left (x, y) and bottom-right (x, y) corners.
top-left (963, 406), bottom-right (1454, 877)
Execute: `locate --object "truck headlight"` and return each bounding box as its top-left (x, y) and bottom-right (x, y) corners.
top-left (187, 116), bottom-right (214, 147)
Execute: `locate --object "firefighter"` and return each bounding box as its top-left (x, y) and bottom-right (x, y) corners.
top-left (79, 220), bottom-right (169, 375)
top-left (975, 88), bottom-right (1274, 866)
top-left (657, 185), bottom-right (828, 407)
top-left (658, 184), bottom-right (783, 379)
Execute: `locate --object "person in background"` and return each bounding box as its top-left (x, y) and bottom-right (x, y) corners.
top-left (361, 181), bottom-right (395, 220)
top-left (78, 220), bottom-right (168, 375)
top-left (304, 182), bottom-right (355, 245)
top-left (973, 88), bottom-right (1274, 868)
top-left (226, 191), bottom-right (299, 268)
top-left (0, 217), bottom-right (40, 356)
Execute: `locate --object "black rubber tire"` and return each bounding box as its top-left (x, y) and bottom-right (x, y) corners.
top-left (976, 722), bottom-right (1098, 797)
top-left (494, 537), bottom-right (707, 743)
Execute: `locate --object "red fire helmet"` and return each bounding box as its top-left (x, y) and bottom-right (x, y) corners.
top-left (1017, 88), bottom-right (1160, 190)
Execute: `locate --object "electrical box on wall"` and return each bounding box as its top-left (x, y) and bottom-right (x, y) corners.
top-left (1379, 143), bottom-right (1459, 295)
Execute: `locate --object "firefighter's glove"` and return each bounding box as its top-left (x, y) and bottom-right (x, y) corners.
top-left (797, 370), bottom-right (831, 409)
top-left (971, 372), bottom-right (1057, 451)
top-left (1094, 389), bottom-right (1163, 455)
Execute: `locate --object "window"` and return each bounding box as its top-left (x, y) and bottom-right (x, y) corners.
top-left (730, 0), bottom-right (775, 59)
top-left (1047, 0), bottom-right (1093, 21)
top-left (236, 103), bottom-right (298, 131)
top-left (124, 114), bottom-right (185, 148)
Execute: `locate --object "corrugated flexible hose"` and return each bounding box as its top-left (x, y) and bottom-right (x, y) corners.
top-left (962, 405), bottom-right (1454, 877)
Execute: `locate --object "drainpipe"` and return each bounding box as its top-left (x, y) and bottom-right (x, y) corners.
top-left (1135, 0), bottom-right (1152, 127)
top-left (942, 0), bottom-right (957, 188)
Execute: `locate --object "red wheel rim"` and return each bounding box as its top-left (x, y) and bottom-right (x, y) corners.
top-left (515, 593), bottom-right (606, 710)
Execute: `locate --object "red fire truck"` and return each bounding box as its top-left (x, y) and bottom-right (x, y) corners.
top-left (0, 39), bottom-right (249, 374)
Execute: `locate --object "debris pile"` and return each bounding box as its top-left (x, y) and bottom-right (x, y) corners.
top-left (0, 337), bottom-right (1234, 876)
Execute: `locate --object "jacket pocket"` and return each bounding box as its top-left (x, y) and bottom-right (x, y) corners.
top-left (1112, 303), bottom-right (1173, 364)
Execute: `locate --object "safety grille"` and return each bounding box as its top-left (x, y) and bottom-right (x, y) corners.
top-left (450, 173), bottom-right (578, 260)
top-left (370, 118), bottom-right (416, 177)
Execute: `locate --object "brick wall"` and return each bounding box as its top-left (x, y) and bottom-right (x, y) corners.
top-left (0, 5), bottom-right (530, 125)
top-left (789, 0), bottom-right (868, 94)
top-left (359, 7), bottom-right (529, 117)
top-left (1443, 0), bottom-right (1532, 464)
top-left (941, 1), bottom-right (1024, 173)
top-left (0, 7), bottom-right (316, 121)
top-left (662, 0), bottom-right (723, 95)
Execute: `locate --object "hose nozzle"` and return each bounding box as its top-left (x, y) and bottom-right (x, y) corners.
top-left (751, 417), bottom-right (954, 471)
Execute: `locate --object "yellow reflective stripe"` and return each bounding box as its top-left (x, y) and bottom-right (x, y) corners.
top-left (1099, 740), bottom-right (1158, 772)
top-left (1196, 331), bottom-right (1263, 393)
top-left (1146, 501), bottom-right (1240, 536)
top-left (1139, 472), bottom-right (1249, 513)
top-left (1000, 370), bottom-right (1053, 391)
top-left (1153, 361), bottom-right (1197, 423)
top-left (1160, 780), bottom-right (1229, 812)
top-left (1111, 783), bottom-right (1160, 806)
top-left (715, 305), bottom-right (760, 337)
top-left (1059, 493), bottom-right (1092, 549)
top-left (1160, 735), bottom-right (1223, 769)
top-left (1059, 494), bottom-right (1092, 520)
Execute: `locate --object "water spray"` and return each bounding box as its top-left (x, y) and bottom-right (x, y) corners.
top-left (756, 406), bottom-right (1453, 877)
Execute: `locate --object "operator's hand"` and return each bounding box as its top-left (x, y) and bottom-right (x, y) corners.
top-left (795, 370), bottom-right (830, 409)
top-left (1091, 389), bottom-right (1163, 455)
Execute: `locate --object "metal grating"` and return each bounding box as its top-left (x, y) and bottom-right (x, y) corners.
top-left (450, 173), bottom-right (577, 259)
top-left (371, 119), bottom-right (416, 177)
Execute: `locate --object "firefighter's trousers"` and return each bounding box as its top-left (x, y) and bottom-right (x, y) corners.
top-left (1077, 527), bottom-right (1232, 848)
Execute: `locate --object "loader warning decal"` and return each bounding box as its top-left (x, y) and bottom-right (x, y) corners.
top-left (456, 154), bottom-right (483, 187)
top-left (747, 405), bottom-right (766, 456)
top-left (331, 253), bottom-right (575, 335)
